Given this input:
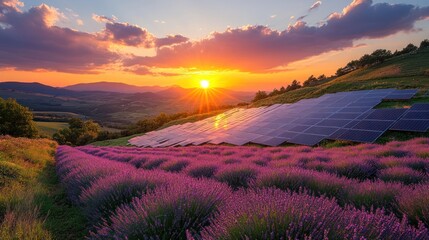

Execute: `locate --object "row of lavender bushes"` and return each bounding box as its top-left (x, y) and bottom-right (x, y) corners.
top-left (56, 143), bottom-right (429, 239)
top-left (77, 139), bottom-right (429, 225)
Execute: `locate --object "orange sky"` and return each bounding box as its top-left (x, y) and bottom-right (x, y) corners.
top-left (1, 0), bottom-right (428, 91)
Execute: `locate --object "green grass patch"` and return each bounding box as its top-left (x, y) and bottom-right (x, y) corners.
top-left (35, 122), bottom-right (69, 137)
top-left (0, 137), bottom-right (87, 240)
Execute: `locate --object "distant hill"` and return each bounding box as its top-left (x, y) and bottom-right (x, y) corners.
top-left (252, 48), bottom-right (429, 106)
top-left (0, 82), bottom-right (75, 96)
top-left (0, 82), bottom-right (253, 126)
top-left (64, 82), bottom-right (167, 93)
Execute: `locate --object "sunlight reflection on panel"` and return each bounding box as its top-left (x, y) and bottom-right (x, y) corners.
top-left (129, 89), bottom-right (422, 147)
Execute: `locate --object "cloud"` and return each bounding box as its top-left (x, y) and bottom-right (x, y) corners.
top-left (156, 35), bottom-right (189, 48)
top-left (100, 21), bottom-right (155, 47)
top-left (92, 14), bottom-right (117, 23)
top-left (124, 0), bottom-right (429, 73)
top-left (0, 0), bottom-right (118, 73)
top-left (310, 1), bottom-right (322, 11)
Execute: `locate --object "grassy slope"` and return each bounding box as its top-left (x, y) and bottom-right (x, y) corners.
top-left (93, 49), bottom-right (429, 147)
top-left (0, 137), bottom-right (86, 240)
top-left (253, 49), bottom-right (429, 106)
top-left (35, 122), bottom-right (69, 137)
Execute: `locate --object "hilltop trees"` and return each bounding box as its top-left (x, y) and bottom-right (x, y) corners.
top-left (420, 39), bottom-right (429, 49)
top-left (53, 118), bottom-right (101, 146)
top-left (252, 91), bottom-right (268, 102)
top-left (0, 98), bottom-right (38, 138)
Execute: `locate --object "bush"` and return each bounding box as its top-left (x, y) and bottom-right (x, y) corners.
top-left (79, 170), bottom-right (169, 224)
top-left (0, 98), bottom-right (38, 138)
top-left (215, 165), bottom-right (259, 189)
top-left (397, 184), bottom-right (429, 227)
top-left (379, 167), bottom-right (426, 185)
top-left (91, 179), bottom-right (231, 239)
top-left (186, 164), bottom-right (218, 178)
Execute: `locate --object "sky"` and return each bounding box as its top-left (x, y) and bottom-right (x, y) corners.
top-left (0, 0), bottom-right (428, 91)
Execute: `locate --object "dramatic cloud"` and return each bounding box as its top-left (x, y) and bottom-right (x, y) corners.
top-left (93, 14), bottom-right (188, 48)
top-left (0, 0), bottom-right (118, 73)
top-left (101, 21), bottom-right (155, 47)
top-left (156, 35), bottom-right (189, 48)
top-left (310, 1), bottom-right (322, 11)
top-left (125, 0), bottom-right (429, 72)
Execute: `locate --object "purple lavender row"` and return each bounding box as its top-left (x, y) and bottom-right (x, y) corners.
top-left (56, 146), bottom-right (429, 239)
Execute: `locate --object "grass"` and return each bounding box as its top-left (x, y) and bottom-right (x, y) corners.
top-left (35, 122), bottom-right (69, 137)
top-left (252, 49), bottom-right (429, 107)
top-left (0, 136), bottom-right (87, 240)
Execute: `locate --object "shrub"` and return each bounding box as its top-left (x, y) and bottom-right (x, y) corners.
top-left (91, 179), bottom-right (231, 239)
top-left (215, 165), bottom-right (259, 189)
top-left (79, 170), bottom-right (170, 224)
top-left (186, 164), bottom-right (218, 178)
top-left (379, 167), bottom-right (426, 185)
top-left (397, 184), bottom-right (429, 227)
top-left (161, 160), bottom-right (189, 172)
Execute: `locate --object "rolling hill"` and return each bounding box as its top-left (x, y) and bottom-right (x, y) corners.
top-left (0, 82), bottom-right (253, 126)
top-left (252, 48), bottom-right (429, 106)
top-left (63, 82), bottom-right (167, 93)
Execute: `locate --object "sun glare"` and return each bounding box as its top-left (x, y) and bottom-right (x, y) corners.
top-left (200, 80), bottom-right (210, 89)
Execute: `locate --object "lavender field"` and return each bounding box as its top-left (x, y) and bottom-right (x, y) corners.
top-left (56, 138), bottom-right (429, 239)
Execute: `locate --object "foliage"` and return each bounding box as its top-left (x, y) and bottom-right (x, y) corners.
top-left (0, 98), bottom-right (38, 138)
top-left (53, 118), bottom-right (101, 146)
top-left (57, 142), bottom-right (429, 239)
top-left (0, 136), bottom-right (86, 239)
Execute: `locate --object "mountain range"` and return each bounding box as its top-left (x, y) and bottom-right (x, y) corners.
top-left (0, 81), bottom-right (254, 126)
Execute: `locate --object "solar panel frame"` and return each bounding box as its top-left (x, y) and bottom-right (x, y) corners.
top-left (335, 129), bottom-right (385, 143)
top-left (288, 134), bottom-right (326, 146)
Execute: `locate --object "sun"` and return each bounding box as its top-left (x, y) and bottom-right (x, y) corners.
top-left (200, 80), bottom-right (210, 89)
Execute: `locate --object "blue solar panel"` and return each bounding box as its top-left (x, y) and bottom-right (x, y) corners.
top-left (352, 120), bottom-right (395, 131)
top-left (410, 104), bottom-right (429, 111)
top-left (304, 126), bottom-right (339, 136)
top-left (336, 130), bottom-right (384, 143)
top-left (329, 113), bottom-right (362, 120)
top-left (317, 119), bottom-right (351, 127)
top-left (288, 134), bottom-right (326, 146)
top-left (364, 109), bottom-right (407, 120)
top-left (402, 111), bottom-right (429, 120)
top-left (390, 120), bottom-right (429, 132)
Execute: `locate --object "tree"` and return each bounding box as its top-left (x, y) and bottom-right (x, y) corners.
top-left (303, 75), bottom-right (318, 87)
top-left (252, 91), bottom-right (268, 102)
top-left (286, 80), bottom-right (301, 91)
top-left (420, 39), bottom-right (429, 49)
top-left (0, 98), bottom-right (38, 138)
top-left (399, 44), bottom-right (418, 55)
top-left (53, 118), bottom-right (101, 146)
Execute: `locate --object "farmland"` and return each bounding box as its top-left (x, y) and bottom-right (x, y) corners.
top-left (55, 138), bottom-right (429, 239)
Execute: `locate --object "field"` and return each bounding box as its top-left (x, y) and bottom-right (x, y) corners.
top-left (35, 121), bottom-right (69, 137)
top-left (55, 138), bottom-right (429, 239)
top-left (0, 137), bottom-right (86, 240)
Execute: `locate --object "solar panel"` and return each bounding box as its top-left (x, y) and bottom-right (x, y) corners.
top-left (288, 125), bottom-right (312, 132)
top-left (390, 120), bottom-right (429, 132)
top-left (129, 88), bottom-right (423, 147)
top-left (402, 111), bottom-right (429, 120)
top-left (384, 94), bottom-right (416, 100)
top-left (329, 113), bottom-right (362, 120)
top-left (288, 134), bottom-right (326, 146)
top-left (410, 103), bottom-right (429, 111)
top-left (251, 136), bottom-right (287, 146)
top-left (335, 130), bottom-right (384, 143)
top-left (364, 109), bottom-right (407, 120)
top-left (277, 131), bottom-right (300, 139)
top-left (304, 126), bottom-right (339, 136)
top-left (317, 119), bottom-right (351, 127)
top-left (352, 120), bottom-right (395, 131)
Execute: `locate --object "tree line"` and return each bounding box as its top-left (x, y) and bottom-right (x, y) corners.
top-left (252, 39), bottom-right (429, 102)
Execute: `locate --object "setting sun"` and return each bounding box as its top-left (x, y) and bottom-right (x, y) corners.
top-left (200, 80), bottom-right (210, 89)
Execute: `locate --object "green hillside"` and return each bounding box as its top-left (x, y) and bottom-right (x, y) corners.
top-left (252, 48), bottom-right (429, 106)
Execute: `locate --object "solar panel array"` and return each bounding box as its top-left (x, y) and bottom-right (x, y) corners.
top-left (129, 89), bottom-right (427, 147)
